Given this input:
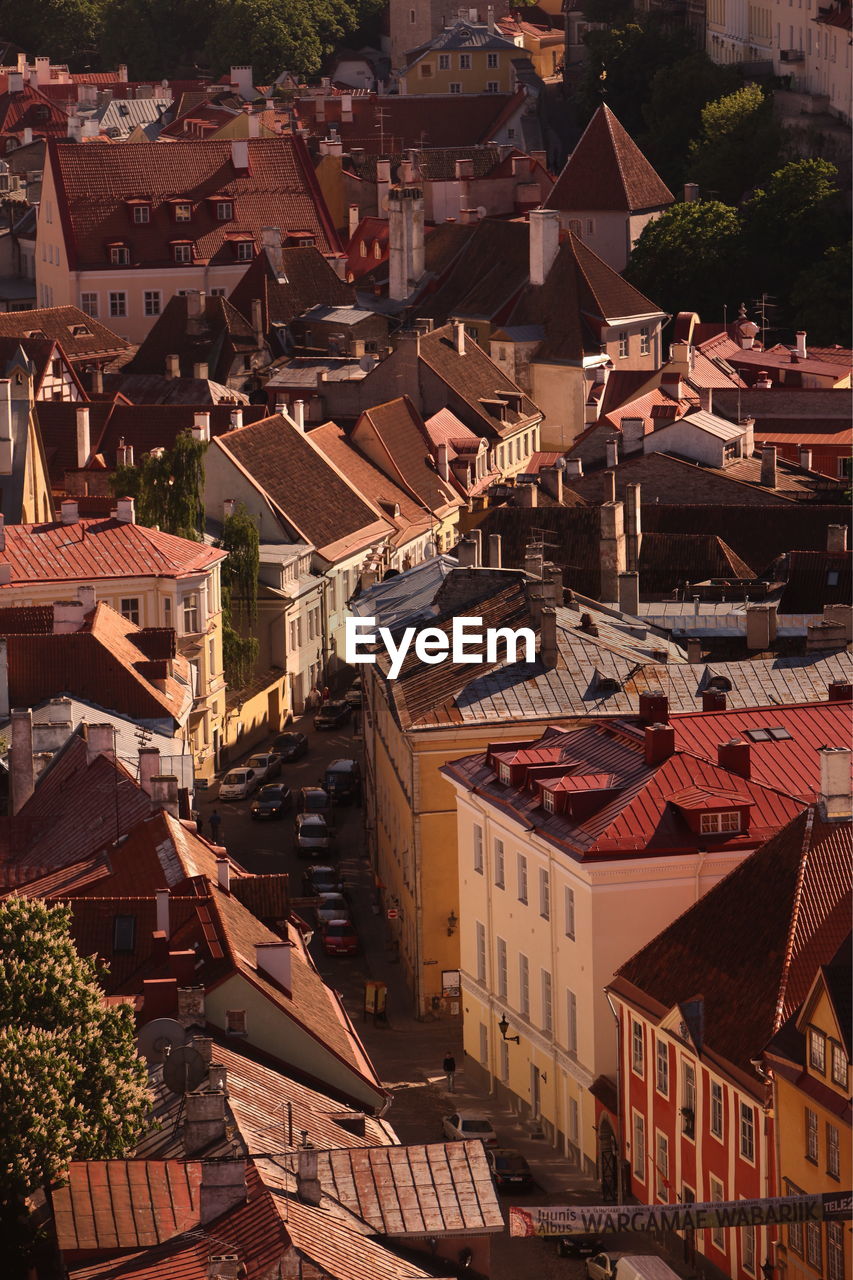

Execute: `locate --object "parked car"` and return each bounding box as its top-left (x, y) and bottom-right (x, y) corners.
top-left (585, 1255), bottom-right (681, 1280)
top-left (245, 752), bottom-right (281, 782)
top-left (219, 767), bottom-right (260, 800)
top-left (251, 784), bottom-right (292, 820)
top-left (302, 864), bottom-right (344, 897)
top-left (324, 759), bottom-right (361, 804)
top-left (441, 1112), bottom-right (498, 1146)
top-left (557, 1234), bottom-right (605, 1259)
top-left (486, 1148), bottom-right (533, 1191)
top-left (297, 786), bottom-right (332, 815)
top-left (321, 918), bottom-right (359, 955)
top-left (295, 813), bottom-right (333, 856)
top-left (314, 892), bottom-right (350, 926)
top-left (273, 731), bottom-right (309, 762)
top-left (314, 700), bottom-right (352, 730)
top-left (344, 678), bottom-right (363, 708)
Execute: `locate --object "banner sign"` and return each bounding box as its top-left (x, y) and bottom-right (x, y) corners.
top-left (509, 1191), bottom-right (852, 1238)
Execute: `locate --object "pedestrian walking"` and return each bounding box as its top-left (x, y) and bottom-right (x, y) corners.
top-left (443, 1051), bottom-right (457, 1092)
top-left (192, 810), bottom-right (203, 837)
top-left (322, 685), bottom-right (330, 702)
top-left (209, 808), bottom-right (222, 843)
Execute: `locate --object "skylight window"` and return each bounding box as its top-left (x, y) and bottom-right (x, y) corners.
top-left (744, 727), bottom-right (793, 742)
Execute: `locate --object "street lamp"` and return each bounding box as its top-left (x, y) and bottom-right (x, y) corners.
top-left (498, 1013), bottom-right (520, 1044)
top-left (446, 910), bottom-right (458, 937)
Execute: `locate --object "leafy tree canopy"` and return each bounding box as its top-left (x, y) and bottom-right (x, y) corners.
top-left (791, 241), bottom-right (853, 347)
top-left (100, 0), bottom-right (217, 81)
top-left (640, 52), bottom-right (740, 191)
top-left (625, 198), bottom-right (744, 321)
top-left (217, 503), bottom-right (260, 690)
top-left (577, 16), bottom-right (697, 136)
top-left (740, 158), bottom-right (846, 291)
top-left (111, 430), bottom-right (206, 541)
top-left (0, 0), bottom-right (105, 67)
top-left (688, 82), bottom-right (786, 204)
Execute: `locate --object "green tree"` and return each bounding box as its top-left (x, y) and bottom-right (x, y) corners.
top-left (625, 198), bottom-right (743, 320)
top-left (791, 241), bottom-right (853, 347)
top-left (740, 159), bottom-right (846, 301)
top-left (0, 898), bottom-right (149, 1264)
top-left (217, 504), bottom-right (260, 690)
top-left (111, 430), bottom-right (207, 541)
top-left (100, 0), bottom-right (217, 79)
top-left (689, 83), bottom-right (786, 204)
top-left (640, 52), bottom-right (740, 191)
top-left (204, 0), bottom-right (381, 82)
top-left (0, 0), bottom-right (105, 67)
top-left (577, 17), bottom-right (697, 136)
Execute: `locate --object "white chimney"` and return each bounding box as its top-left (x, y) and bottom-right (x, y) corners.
top-left (116, 496), bottom-right (136, 524)
top-left (192, 411), bottom-right (211, 443)
top-left (827, 525), bottom-right (848, 553)
top-left (138, 747), bottom-right (161, 794)
top-left (231, 139), bottom-right (249, 172)
top-left (8, 72), bottom-right (23, 94)
top-left (799, 447), bottom-right (812, 470)
top-left (453, 321), bottom-right (466, 356)
top-left (77, 584), bottom-right (96, 613)
top-left (229, 407), bottom-right (243, 431)
top-left (261, 226), bottom-right (283, 276)
top-left (564, 457), bottom-right (583, 477)
top-left (156, 887), bottom-right (170, 937)
top-left (388, 182), bottom-right (425, 303)
top-left (74, 406), bottom-right (91, 469)
top-left (528, 209), bottom-right (561, 287)
top-left (85, 723), bottom-right (115, 764)
top-left (292, 400), bottom-right (305, 431)
top-left (53, 599), bottom-right (86, 634)
top-left (0, 380), bottom-right (12, 473)
top-left (376, 158), bottom-right (391, 211)
top-left (230, 65), bottom-right (254, 98)
top-left (489, 533), bottom-right (502, 568)
top-left (606, 437), bottom-right (619, 469)
top-left (255, 941), bottom-right (292, 992)
top-left (192, 362), bottom-right (209, 382)
top-left (150, 774), bottom-right (180, 817)
top-left (166, 354), bottom-right (180, 378)
top-left (34, 56), bottom-right (51, 86)
top-left (818, 747), bottom-right (852, 821)
top-left (618, 571), bottom-right (640, 616)
top-left (437, 442), bottom-right (450, 481)
top-left (348, 203), bottom-right (360, 239)
top-left (216, 858), bottom-right (231, 892)
top-left (795, 331), bottom-right (807, 360)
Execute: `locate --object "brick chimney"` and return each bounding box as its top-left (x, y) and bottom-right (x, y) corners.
top-left (539, 466), bottom-right (563, 504)
top-left (528, 209), bottom-right (560, 286)
top-left (184, 1089), bottom-right (227, 1154)
top-left (644, 722), bottom-right (675, 765)
top-left (296, 1148), bottom-right (323, 1206)
top-left (702, 688), bottom-right (727, 711)
top-left (638, 690), bottom-right (669, 725)
top-left (745, 603), bottom-right (777, 651)
top-left (818, 746), bottom-right (852, 821)
top-left (687, 638), bottom-right (703, 664)
top-left (151, 774), bottom-right (180, 816)
top-left (760, 445), bottom-right (777, 488)
top-left (138, 747), bottom-right (161, 794)
top-left (85, 723), bottom-right (115, 765)
top-left (600, 501), bottom-right (626, 602)
top-left (828, 680), bottom-right (853, 702)
top-left (717, 737), bottom-right (751, 778)
top-left (9, 707), bottom-right (34, 814)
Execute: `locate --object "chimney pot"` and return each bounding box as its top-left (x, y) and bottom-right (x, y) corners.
top-left (61, 499), bottom-right (79, 525)
top-left (795, 331), bottom-right (807, 360)
top-left (644, 722), bottom-right (675, 765)
top-left (760, 445), bottom-right (777, 488)
top-left (292, 400), bottom-right (305, 431)
top-left (638, 689), bottom-right (669, 725)
top-left (818, 746), bottom-right (852, 820)
top-left (799, 446), bottom-right (812, 470)
top-left (457, 537), bottom-right (478, 568)
top-left (702, 687), bottom-right (727, 711)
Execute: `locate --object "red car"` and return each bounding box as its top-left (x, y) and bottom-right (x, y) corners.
top-left (321, 918), bottom-right (359, 955)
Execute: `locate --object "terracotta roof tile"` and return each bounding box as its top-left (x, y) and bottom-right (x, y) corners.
top-left (127, 293), bottom-right (259, 382)
top-left (546, 104), bottom-right (674, 214)
top-left (296, 90), bottom-right (523, 152)
top-left (418, 323), bottom-right (540, 439)
top-left (0, 306), bottom-right (130, 363)
top-left (230, 245), bottom-right (354, 333)
top-left (350, 397), bottom-right (462, 515)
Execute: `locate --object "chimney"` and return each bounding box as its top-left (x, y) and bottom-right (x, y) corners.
top-left (229, 407), bottom-right (243, 431)
top-left (686, 638), bottom-right (703, 664)
top-left (760, 445), bottom-right (777, 488)
top-left (717, 737), bottom-right (751, 778)
top-left (603, 471), bottom-right (616, 503)
top-left (638, 690), bottom-right (669, 725)
top-left (231, 139), bottom-right (249, 173)
top-left (201, 1161), bottom-right (248, 1224)
top-left (116, 496), bottom-right (135, 524)
top-left (644, 722), bottom-right (675, 765)
top-left (827, 525), bottom-right (847, 553)
top-left (617, 571), bottom-right (639, 616)
top-left (698, 387), bottom-right (713, 414)
top-left (807, 618), bottom-right (848, 651)
top-left (184, 1089), bottom-right (227, 1154)
top-left (745, 602), bottom-right (777, 651)
top-left (9, 708), bottom-right (34, 814)
top-left (192, 411), bottom-right (211, 443)
top-left (85, 723), bottom-right (115, 765)
top-left (524, 547), bottom-right (544, 580)
top-left (827, 680), bottom-right (852, 702)
top-left (141, 976), bottom-right (178, 1022)
top-left (795, 331), bottom-right (807, 360)
top-left (755, 372), bottom-right (772, 389)
top-left (624, 482), bottom-right (641, 572)
top-left (61, 499), bottom-right (79, 525)
top-left (250, 297), bottom-right (264, 348)
top-left (156, 888), bottom-right (170, 937)
top-left (177, 985), bottom-right (205, 1026)
top-left (116, 440), bottom-right (134, 468)
top-left (453, 321), bottom-right (466, 356)
top-left (166, 354), bottom-right (180, 379)
top-left (799, 447), bottom-right (812, 470)
top-left (457, 537), bottom-right (478, 568)
top-left (702, 687), bottom-right (727, 711)
top-left (489, 533), bottom-right (502, 568)
top-left (388, 182), bottom-right (425, 302)
top-left (437, 442), bottom-right (450, 482)
top-left (151, 774), bottom-right (180, 817)
top-left (818, 747), bottom-right (852, 821)
top-left (516, 481), bottom-right (538, 507)
top-left (528, 209), bottom-right (560, 286)
top-left (297, 1149), bottom-right (323, 1206)
top-left (469, 528), bottom-right (482, 567)
top-left (76, 405), bottom-right (91, 468)
top-left (118, 62), bottom-right (128, 82)
top-left (51, 597), bottom-right (88, 637)
top-left (192, 362), bottom-right (209, 382)
top-left (292, 400), bottom-right (305, 431)
top-left (564, 457), bottom-right (583, 478)
top-left (216, 858), bottom-right (231, 892)
top-left (139, 747), bottom-right (161, 794)
top-left (539, 466), bottom-right (563, 504)
top-left (348, 203), bottom-right (360, 239)
top-left (255, 941), bottom-right (292, 993)
top-left (261, 225), bottom-right (283, 278)
top-left (683, 182), bottom-right (699, 202)
top-left (8, 71), bottom-right (23, 95)
top-left (540, 608), bottom-right (558, 668)
top-left (376, 158), bottom-right (391, 210)
top-left (823, 604), bottom-right (853, 642)
top-left (605, 437), bottom-right (619, 469)
top-left (34, 56), bottom-right (50, 86)
top-left (600, 501), bottom-right (626, 603)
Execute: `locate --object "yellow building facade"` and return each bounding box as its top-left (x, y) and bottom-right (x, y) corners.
top-left (399, 23), bottom-right (520, 95)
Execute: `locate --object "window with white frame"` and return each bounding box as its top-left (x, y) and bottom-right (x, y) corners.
top-left (742, 1217), bottom-right (756, 1274)
top-left (174, 202), bottom-right (192, 222)
top-left (475, 921), bottom-right (486, 983)
top-left (655, 1131), bottom-right (668, 1200)
top-left (109, 244), bottom-right (130, 265)
top-left (459, 53), bottom-right (471, 67)
top-left (810, 1027), bottom-right (827, 1072)
top-left (496, 937), bottom-right (508, 999)
top-left (632, 1111), bottom-right (645, 1179)
top-left (109, 292), bottom-right (127, 317)
top-left (832, 1042), bottom-right (847, 1087)
top-left (144, 290), bottom-right (161, 316)
top-left (542, 789), bottom-right (555, 813)
top-left (567, 989), bottom-right (578, 1054)
top-left (806, 1219), bottom-right (822, 1270)
top-left (640, 326), bottom-right (650, 355)
top-left (710, 1176), bottom-right (725, 1250)
top-left (182, 592), bottom-right (200, 634)
top-left (120, 597), bottom-right (140, 625)
top-left (541, 969), bottom-right (553, 1034)
top-left (740, 1102), bottom-right (755, 1161)
top-left (498, 762), bottom-right (510, 784)
top-left (486, 81), bottom-right (499, 92)
top-left (539, 867), bottom-right (550, 919)
top-left (473, 823), bottom-right (484, 874)
top-left (487, 51), bottom-right (499, 67)
top-left (132, 205), bottom-right (150, 224)
top-left (700, 811), bottom-right (741, 834)
top-left (438, 53), bottom-right (450, 68)
top-left (631, 1020), bottom-right (644, 1075)
top-left (173, 242), bottom-right (192, 263)
top-left (235, 239), bottom-right (253, 261)
top-left (519, 953), bottom-right (530, 1018)
top-left (81, 292), bottom-right (98, 317)
top-left (806, 1107), bottom-right (819, 1162)
top-left (827, 1122), bottom-right (840, 1178)
top-left (216, 200), bottom-right (234, 220)
top-left (656, 1040), bottom-right (669, 1095)
top-left (827, 1222), bottom-right (844, 1280)
top-left (618, 331), bottom-right (629, 358)
top-left (494, 837), bottom-right (505, 887)
top-left (517, 853), bottom-right (528, 903)
top-left (449, 82), bottom-right (462, 93)
top-left (711, 1081), bottom-right (724, 1138)
top-left (565, 885), bottom-right (575, 938)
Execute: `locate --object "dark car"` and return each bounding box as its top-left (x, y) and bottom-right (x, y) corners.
top-left (324, 758), bottom-right (361, 804)
top-left (297, 786), bottom-right (332, 815)
top-left (557, 1234), bottom-right (605, 1259)
top-left (486, 1148), bottom-right (534, 1191)
top-left (302, 864), bottom-right (344, 897)
top-left (313, 700), bottom-right (352, 730)
top-left (250, 784), bottom-right (292, 820)
top-left (320, 918), bottom-right (359, 956)
top-left (273, 731), bottom-right (309, 762)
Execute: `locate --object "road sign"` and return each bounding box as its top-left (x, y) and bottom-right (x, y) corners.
top-left (386, 907), bottom-right (399, 919)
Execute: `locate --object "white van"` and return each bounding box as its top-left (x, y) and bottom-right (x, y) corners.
top-left (219, 767), bottom-right (260, 800)
top-left (586, 1254), bottom-right (682, 1280)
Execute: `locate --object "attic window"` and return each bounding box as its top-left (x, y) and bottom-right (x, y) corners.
top-left (827, 570), bottom-right (840, 586)
top-left (498, 763), bottom-right (510, 785)
top-left (24, 329), bottom-right (47, 339)
top-left (233, 239), bottom-right (254, 261)
top-left (108, 244), bottom-right (130, 265)
top-left (132, 205), bottom-right (150, 224)
top-left (173, 202), bottom-right (192, 222)
top-left (172, 241), bottom-right (193, 263)
top-left (542, 790), bottom-right (555, 813)
top-left (69, 324), bottom-right (92, 337)
top-left (359, 240), bottom-right (367, 258)
top-left (216, 200), bottom-right (234, 220)
top-left (744, 726), bottom-right (793, 742)
top-left (700, 811), bottom-right (740, 834)
top-left (113, 915), bottom-right (136, 952)
top-left (226, 1009), bottom-right (247, 1035)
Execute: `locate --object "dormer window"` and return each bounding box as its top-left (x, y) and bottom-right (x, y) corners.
top-left (699, 811), bottom-right (741, 834)
top-left (216, 200), bottom-right (234, 220)
top-left (233, 238), bottom-right (254, 261)
top-left (542, 790), bottom-right (555, 813)
top-left (172, 241), bottom-right (193, 263)
top-left (108, 243), bottom-right (130, 265)
top-left (498, 763), bottom-right (510, 785)
top-left (133, 205), bottom-right (150, 224)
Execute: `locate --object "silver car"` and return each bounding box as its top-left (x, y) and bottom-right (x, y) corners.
top-left (314, 892), bottom-right (350, 926)
top-left (295, 813), bottom-right (332, 855)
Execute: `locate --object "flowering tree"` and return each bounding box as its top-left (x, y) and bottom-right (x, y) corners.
top-left (0, 898), bottom-right (150, 1258)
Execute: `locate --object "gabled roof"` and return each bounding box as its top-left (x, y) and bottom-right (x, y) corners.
top-left (53, 1160), bottom-right (203, 1251)
top-left (545, 104), bottom-right (674, 214)
top-left (128, 293), bottom-right (260, 382)
top-left (0, 306), bottom-right (130, 363)
top-left (212, 413), bottom-right (392, 561)
top-left (350, 396), bottom-right (462, 516)
top-left (0, 79), bottom-right (68, 145)
top-left (406, 21), bottom-right (519, 60)
top-left (417, 323), bottom-right (541, 439)
top-left (0, 516), bottom-right (225, 584)
top-left (611, 806), bottom-right (852, 1076)
top-left (296, 90), bottom-right (524, 153)
top-left (47, 137), bottom-right (341, 270)
top-left (229, 244), bottom-right (355, 334)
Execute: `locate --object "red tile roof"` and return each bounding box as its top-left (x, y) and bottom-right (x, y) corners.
top-left (48, 137), bottom-right (341, 271)
top-left (230, 244), bottom-right (355, 331)
top-left (127, 293), bottom-right (260, 383)
top-left (0, 81), bottom-right (68, 149)
top-left (545, 104), bottom-right (674, 214)
top-left (0, 516), bottom-right (225, 584)
top-left (350, 396), bottom-right (462, 516)
top-left (295, 90), bottom-right (524, 153)
top-left (0, 306), bottom-right (130, 363)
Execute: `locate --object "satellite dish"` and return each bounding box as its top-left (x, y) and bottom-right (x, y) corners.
top-left (423, 541), bottom-right (437, 559)
top-left (162, 1044), bottom-right (206, 1095)
top-left (137, 1017), bottom-right (187, 1064)
top-left (475, 206), bottom-right (487, 220)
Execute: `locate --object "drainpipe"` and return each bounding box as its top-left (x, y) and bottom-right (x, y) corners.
top-left (605, 990), bottom-right (625, 1204)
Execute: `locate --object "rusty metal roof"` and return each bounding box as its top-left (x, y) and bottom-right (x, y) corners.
top-left (53, 1160), bottom-right (202, 1250)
